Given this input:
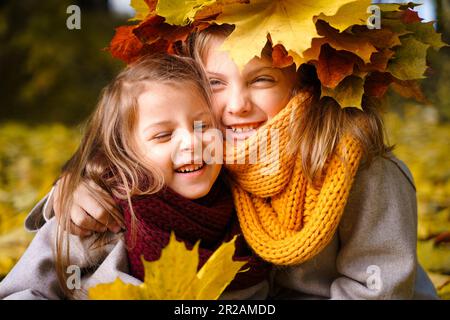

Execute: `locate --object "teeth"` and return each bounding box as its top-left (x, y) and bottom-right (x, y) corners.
top-left (230, 126), bottom-right (256, 133)
top-left (176, 163), bottom-right (204, 173)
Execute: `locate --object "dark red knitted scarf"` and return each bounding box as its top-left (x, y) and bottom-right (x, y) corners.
top-left (116, 175), bottom-right (271, 292)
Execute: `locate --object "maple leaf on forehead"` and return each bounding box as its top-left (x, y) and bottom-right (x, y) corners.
top-left (215, 0), bottom-right (369, 69)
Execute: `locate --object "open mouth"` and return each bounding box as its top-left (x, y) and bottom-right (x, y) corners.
top-left (174, 161), bottom-right (205, 174)
top-left (226, 121), bottom-right (265, 140)
top-left (227, 122), bottom-right (264, 133)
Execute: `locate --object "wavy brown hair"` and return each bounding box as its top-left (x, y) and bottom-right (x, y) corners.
top-left (185, 25), bottom-right (394, 184)
top-left (55, 53), bottom-right (212, 298)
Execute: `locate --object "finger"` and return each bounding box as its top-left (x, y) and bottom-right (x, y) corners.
top-left (105, 214), bottom-right (123, 234)
top-left (79, 182), bottom-right (124, 233)
top-left (70, 205), bottom-right (108, 233)
top-left (86, 206), bottom-right (122, 234)
top-left (69, 220), bottom-right (92, 238)
top-left (73, 183), bottom-right (108, 224)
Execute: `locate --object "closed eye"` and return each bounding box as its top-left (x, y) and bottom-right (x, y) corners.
top-left (209, 78), bottom-right (226, 90)
top-left (153, 132), bottom-right (172, 141)
top-left (252, 76), bottom-right (275, 84)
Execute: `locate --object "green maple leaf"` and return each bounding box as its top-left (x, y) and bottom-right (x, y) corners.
top-left (387, 36), bottom-right (430, 81)
top-left (406, 21), bottom-right (447, 50)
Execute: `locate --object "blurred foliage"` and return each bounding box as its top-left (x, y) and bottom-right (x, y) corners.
top-left (0, 123), bottom-right (80, 277)
top-left (0, 0), bottom-right (124, 276)
top-left (384, 103), bottom-right (450, 299)
top-left (424, 0), bottom-right (450, 121)
top-left (0, 0), bottom-right (124, 125)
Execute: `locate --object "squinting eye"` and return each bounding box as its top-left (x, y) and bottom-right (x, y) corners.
top-left (253, 77), bottom-right (275, 83)
top-left (153, 132), bottom-right (172, 141)
top-left (194, 123), bottom-right (210, 131)
top-left (209, 79), bottom-right (224, 86)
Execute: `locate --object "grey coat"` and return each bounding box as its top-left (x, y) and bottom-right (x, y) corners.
top-left (0, 155), bottom-right (439, 300)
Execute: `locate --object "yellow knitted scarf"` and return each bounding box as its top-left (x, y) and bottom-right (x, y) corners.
top-left (224, 91), bottom-right (363, 266)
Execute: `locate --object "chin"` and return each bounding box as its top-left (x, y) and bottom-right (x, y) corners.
top-left (174, 183), bottom-right (212, 200)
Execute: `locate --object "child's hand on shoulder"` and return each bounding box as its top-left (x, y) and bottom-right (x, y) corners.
top-left (53, 177), bottom-right (123, 237)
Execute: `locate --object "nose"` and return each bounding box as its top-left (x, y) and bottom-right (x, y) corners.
top-left (172, 129), bottom-right (204, 166)
top-left (176, 129), bottom-right (203, 156)
top-left (179, 132), bottom-right (197, 152)
top-left (225, 85), bottom-right (251, 116)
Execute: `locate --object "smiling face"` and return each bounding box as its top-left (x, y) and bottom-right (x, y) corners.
top-left (203, 36), bottom-right (297, 141)
top-left (134, 81), bottom-right (222, 199)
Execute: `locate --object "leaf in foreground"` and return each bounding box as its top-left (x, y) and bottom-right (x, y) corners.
top-left (88, 232), bottom-right (247, 299)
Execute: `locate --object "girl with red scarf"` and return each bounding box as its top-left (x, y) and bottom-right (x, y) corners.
top-left (0, 54), bottom-right (269, 299)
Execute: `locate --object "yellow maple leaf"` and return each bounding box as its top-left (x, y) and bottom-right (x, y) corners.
top-left (88, 232), bottom-right (247, 300)
top-left (314, 0), bottom-right (370, 32)
top-left (156, 0), bottom-right (216, 26)
top-left (216, 0), bottom-right (370, 68)
top-left (129, 0), bottom-right (153, 21)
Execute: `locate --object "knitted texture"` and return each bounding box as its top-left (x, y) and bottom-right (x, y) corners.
top-left (225, 90), bottom-right (363, 266)
top-left (117, 176), bottom-right (271, 291)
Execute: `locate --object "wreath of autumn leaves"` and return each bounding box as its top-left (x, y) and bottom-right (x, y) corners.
top-left (108, 0), bottom-right (446, 110)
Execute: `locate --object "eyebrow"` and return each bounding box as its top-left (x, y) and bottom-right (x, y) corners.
top-left (246, 66), bottom-right (280, 77)
top-left (206, 71), bottom-right (225, 78)
top-left (143, 111), bottom-right (210, 134)
top-left (143, 120), bottom-right (173, 134)
top-left (193, 111), bottom-right (210, 118)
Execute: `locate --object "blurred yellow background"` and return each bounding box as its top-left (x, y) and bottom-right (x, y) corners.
top-left (0, 0), bottom-right (449, 299)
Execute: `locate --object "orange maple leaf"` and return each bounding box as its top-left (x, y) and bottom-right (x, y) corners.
top-left (109, 26), bottom-right (145, 64)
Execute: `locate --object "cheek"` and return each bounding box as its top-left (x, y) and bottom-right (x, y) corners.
top-left (211, 92), bottom-right (225, 114)
top-left (146, 145), bottom-right (174, 180)
top-left (252, 89), bottom-right (289, 119)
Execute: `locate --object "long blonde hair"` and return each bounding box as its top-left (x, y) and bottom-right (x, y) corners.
top-left (185, 25), bottom-right (394, 184)
top-left (55, 53), bottom-right (212, 298)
